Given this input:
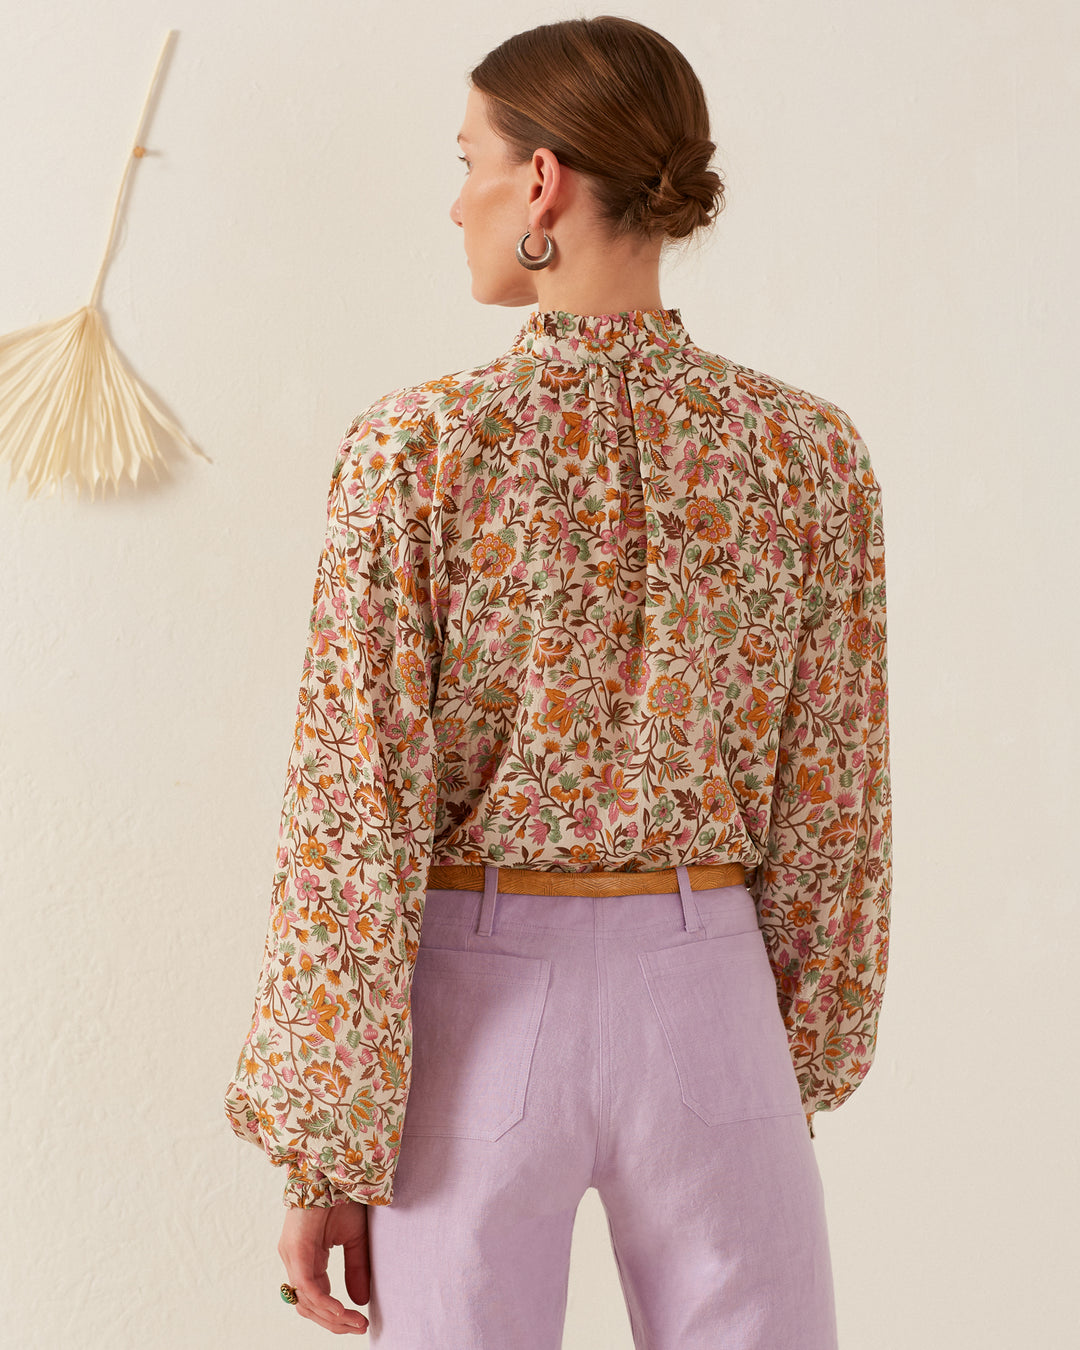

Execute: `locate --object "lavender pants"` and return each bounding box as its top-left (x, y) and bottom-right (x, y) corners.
top-left (365, 865), bottom-right (839, 1349)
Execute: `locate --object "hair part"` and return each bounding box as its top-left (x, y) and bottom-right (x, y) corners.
top-left (467, 16), bottom-right (726, 250)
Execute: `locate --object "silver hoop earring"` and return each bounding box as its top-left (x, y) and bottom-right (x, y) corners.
top-left (516, 227), bottom-right (555, 270)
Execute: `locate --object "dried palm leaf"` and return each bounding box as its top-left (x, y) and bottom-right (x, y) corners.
top-left (0, 29), bottom-right (211, 500)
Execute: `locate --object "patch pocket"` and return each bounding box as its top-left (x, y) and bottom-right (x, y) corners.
top-left (638, 927), bottom-right (804, 1125)
top-left (402, 947), bottom-right (551, 1141)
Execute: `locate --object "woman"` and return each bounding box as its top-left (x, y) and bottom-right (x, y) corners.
top-left (224, 16), bottom-right (891, 1347)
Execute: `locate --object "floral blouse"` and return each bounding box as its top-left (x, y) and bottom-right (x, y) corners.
top-left (224, 306), bottom-right (892, 1209)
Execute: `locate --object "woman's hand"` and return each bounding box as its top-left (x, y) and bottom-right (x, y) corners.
top-left (277, 1199), bottom-right (371, 1335)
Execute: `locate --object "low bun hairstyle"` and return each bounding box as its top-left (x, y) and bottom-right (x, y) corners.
top-left (467, 16), bottom-right (726, 246)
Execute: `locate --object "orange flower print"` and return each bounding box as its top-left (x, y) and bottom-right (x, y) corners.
top-left (417, 780), bottom-right (437, 829)
top-left (848, 614), bottom-right (876, 663)
top-left (687, 496), bottom-right (731, 542)
top-left (555, 409), bottom-right (592, 461)
top-left (298, 837), bottom-right (329, 871)
top-left (663, 593), bottom-right (703, 644)
top-left (702, 776), bottom-right (738, 823)
top-left (550, 779), bottom-right (580, 806)
top-left (416, 452), bottom-right (439, 500)
top-left (310, 607), bottom-right (340, 658)
top-left (739, 685), bottom-right (781, 740)
top-left (595, 560), bottom-right (618, 590)
top-left (826, 426), bottom-right (856, 483)
top-left (634, 401), bottom-right (669, 444)
top-left (566, 842), bottom-right (604, 866)
top-left (577, 500), bottom-right (607, 528)
top-left (596, 763), bottom-right (638, 820)
top-left (763, 415), bottom-right (799, 470)
top-left (536, 687), bottom-right (589, 737)
top-left (396, 648), bottom-right (427, 706)
top-left (471, 533), bottom-right (515, 577)
top-left (307, 984), bottom-right (345, 1041)
top-left (849, 484), bottom-right (875, 551)
top-left (646, 674), bottom-right (693, 718)
top-left (618, 645), bottom-right (650, 695)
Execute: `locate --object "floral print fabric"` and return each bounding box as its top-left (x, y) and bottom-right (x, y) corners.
top-left (224, 307), bottom-right (891, 1208)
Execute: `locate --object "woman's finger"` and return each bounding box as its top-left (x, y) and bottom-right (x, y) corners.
top-left (291, 1292), bottom-right (368, 1334)
top-left (278, 1210), bottom-right (369, 1333)
top-left (282, 1276), bottom-right (368, 1333)
top-left (340, 1209), bottom-right (371, 1311)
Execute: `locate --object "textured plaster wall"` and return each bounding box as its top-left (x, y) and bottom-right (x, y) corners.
top-left (1, 2), bottom-right (1076, 1346)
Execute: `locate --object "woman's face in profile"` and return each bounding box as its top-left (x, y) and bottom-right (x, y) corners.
top-left (450, 87), bottom-right (548, 308)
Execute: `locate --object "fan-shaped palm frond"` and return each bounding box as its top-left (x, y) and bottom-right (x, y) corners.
top-left (0, 30), bottom-right (211, 500)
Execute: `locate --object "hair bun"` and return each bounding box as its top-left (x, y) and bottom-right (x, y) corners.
top-left (642, 135), bottom-right (723, 240)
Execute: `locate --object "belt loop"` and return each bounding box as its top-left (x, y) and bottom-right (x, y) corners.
top-left (477, 864), bottom-right (499, 936)
top-left (676, 865), bottom-right (704, 933)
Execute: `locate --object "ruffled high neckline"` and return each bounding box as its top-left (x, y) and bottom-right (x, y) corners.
top-left (511, 307), bottom-right (691, 366)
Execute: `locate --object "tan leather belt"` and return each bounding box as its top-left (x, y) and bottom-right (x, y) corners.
top-left (426, 861), bottom-right (747, 897)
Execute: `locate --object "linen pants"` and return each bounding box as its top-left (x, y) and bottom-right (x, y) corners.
top-left (365, 864), bottom-right (839, 1349)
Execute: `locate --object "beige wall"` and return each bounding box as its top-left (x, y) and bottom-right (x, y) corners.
top-left (1, 1), bottom-right (1076, 1345)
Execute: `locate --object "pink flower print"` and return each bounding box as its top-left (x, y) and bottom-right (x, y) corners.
top-left (527, 816), bottom-right (552, 847)
top-left (571, 801), bottom-right (602, 839)
top-left (619, 646), bottom-right (650, 696)
top-left (309, 603), bottom-right (341, 658)
top-left (295, 869), bottom-right (322, 907)
top-left (597, 763), bottom-right (636, 821)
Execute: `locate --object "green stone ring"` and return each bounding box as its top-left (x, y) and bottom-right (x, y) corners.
top-left (280, 1283), bottom-right (299, 1304)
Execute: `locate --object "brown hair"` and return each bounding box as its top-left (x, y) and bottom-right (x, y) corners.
top-left (467, 16), bottom-right (726, 248)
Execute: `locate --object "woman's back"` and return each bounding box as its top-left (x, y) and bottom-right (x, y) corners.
top-left (226, 303), bottom-right (889, 1208)
top-left (407, 306), bottom-right (886, 889)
